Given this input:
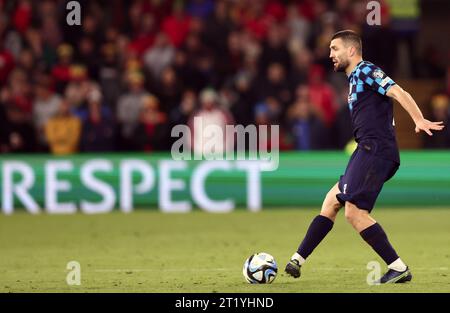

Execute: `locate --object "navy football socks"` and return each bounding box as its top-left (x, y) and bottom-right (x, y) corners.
top-left (297, 215), bottom-right (334, 259)
top-left (360, 223), bottom-right (399, 265)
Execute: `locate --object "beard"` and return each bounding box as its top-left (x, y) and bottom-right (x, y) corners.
top-left (333, 58), bottom-right (349, 72)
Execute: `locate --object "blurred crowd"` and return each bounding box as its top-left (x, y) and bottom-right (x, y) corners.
top-left (0, 0), bottom-right (449, 154)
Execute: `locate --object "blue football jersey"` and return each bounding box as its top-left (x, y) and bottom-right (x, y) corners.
top-left (347, 60), bottom-right (400, 163)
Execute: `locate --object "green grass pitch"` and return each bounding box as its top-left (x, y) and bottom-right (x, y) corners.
top-left (1, 208), bottom-right (449, 293)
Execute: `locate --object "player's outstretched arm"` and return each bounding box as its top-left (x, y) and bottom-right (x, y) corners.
top-left (387, 85), bottom-right (445, 136)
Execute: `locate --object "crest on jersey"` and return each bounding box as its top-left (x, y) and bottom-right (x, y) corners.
top-left (372, 69), bottom-right (384, 79)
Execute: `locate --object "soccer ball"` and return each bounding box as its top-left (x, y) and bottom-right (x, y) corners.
top-left (242, 252), bottom-right (278, 284)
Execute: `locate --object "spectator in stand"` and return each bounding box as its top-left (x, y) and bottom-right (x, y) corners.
top-left (170, 88), bottom-right (197, 127)
top-left (172, 49), bottom-right (199, 91)
top-left (213, 30), bottom-right (243, 88)
top-left (128, 12), bottom-right (157, 57)
top-left (186, 0), bottom-right (215, 19)
top-left (203, 0), bottom-right (233, 57)
top-left (80, 88), bottom-right (116, 152)
top-left (12, 0), bottom-right (32, 35)
top-left (169, 88), bottom-right (197, 150)
top-left (331, 87), bottom-right (353, 150)
top-left (154, 66), bottom-right (183, 115)
top-left (256, 62), bottom-right (292, 109)
top-left (162, 1), bottom-right (191, 48)
top-left (254, 97), bottom-right (293, 152)
top-left (79, 14), bottom-right (103, 50)
top-left (287, 85), bottom-right (327, 150)
top-left (143, 32), bottom-right (175, 80)
top-left (313, 12), bottom-right (337, 72)
top-left (259, 22), bottom-right (290, 73)
top-left (286, 2), bottom-right (310, 48)
top-left (1, 104), bottom-right (36, 153)
top-left (139, 0), bottom-right (173, 27)
top-left (0, 28), bottom-right (15, 86)
top-left (125, 1), bottom-right (145, 37)
top-left (7, 68), bottom-right (32, 114)
top-left (229, 72), bottom-right (257, 126)
top-left (306, 64), bottom-right (337, 128)
top-left (1, 78), bottom-right (35, 153)
top-left (23, 27), bottom-right (44, 65)
top-left (7, 68), bottom-right (33, 114)
top-left (289, 47), bottom-right (313, 89)
top-left (132, 94), bottom-right (169, 151)
top-left (254, 96), bottom-right (283, 126)
top-left (117, 71), bottom-right (149, 150)
top-left (32, 75), bottom-right (62, 151)
top-left (0, 87), bottom-right (8, 149)
top-left (38, 1), bottom-right (62, 53)
top-left (51, 43), bottom-right (74, 93)
top-left (74, 83), bottom-right (112, 122)
top-left (181, 32), bottom-right (210, 83)
top-left (98, 43), bottom-right (122, 110)
top-left (75, 36), bottom-right (100, 80)
top-left (188, 88), bottom-right (234, 157)
top-left (64, 79), bottom-right (90, 116)
top-left (44, 99), bottom-right (81, 155)
top-left (239, 0), bottom-right (276, 41)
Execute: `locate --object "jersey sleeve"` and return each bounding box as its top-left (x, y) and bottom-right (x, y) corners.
top-left (357, 63), bottom-right (396, 95)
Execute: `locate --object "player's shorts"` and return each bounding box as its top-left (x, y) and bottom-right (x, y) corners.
top-left (336, 140), bottom-right (399, 212)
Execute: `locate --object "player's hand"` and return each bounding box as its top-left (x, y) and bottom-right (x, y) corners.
top-left (414, 118), bottom-right (445, 136)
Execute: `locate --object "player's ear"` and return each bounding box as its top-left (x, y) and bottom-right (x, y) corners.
top-left (348, 46), bottom-right (355, 57)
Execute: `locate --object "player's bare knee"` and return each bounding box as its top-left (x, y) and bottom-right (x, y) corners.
top-left (344, 210), bottom-right (355, 224)
top-left (344, 202), bottom-right (359, 225)
top-left (321, 193), bottom-right (339, 215)
top-left (332, 200), bottom-right (342, 213)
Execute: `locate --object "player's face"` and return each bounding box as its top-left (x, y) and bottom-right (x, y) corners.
top-left (329, 39), bottom-right (350, 72)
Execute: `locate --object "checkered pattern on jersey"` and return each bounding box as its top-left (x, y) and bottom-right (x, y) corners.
top-left (347, 61), bottom-right (396, 111)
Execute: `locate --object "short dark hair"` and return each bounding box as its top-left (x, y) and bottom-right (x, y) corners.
top-left (331, 30), bottom-right (362, 55)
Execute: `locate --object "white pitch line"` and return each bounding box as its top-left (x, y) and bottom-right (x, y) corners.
top-left (91, 267), bottom-right (449, 273)
top-left (311, 267), bottom-right (448, 271)
top-left (93, 268), bottom-right (232, 272)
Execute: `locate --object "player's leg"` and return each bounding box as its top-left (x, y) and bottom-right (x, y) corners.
top-left (337, 143), bottom-right (412, 283)
top-left (344, 201), bottom-right (376, 232)
top-left (296, 182), bottom-right (343, 258)
top-left (320, 182), bottom-right (344, 222)
top-left (285, 182), bottom-right (343, 278)
top-left (345, 201), bottom-right (412, 284)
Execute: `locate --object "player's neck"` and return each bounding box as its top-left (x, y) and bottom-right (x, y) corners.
top-left (345, 57), bottom-right (363, 76)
